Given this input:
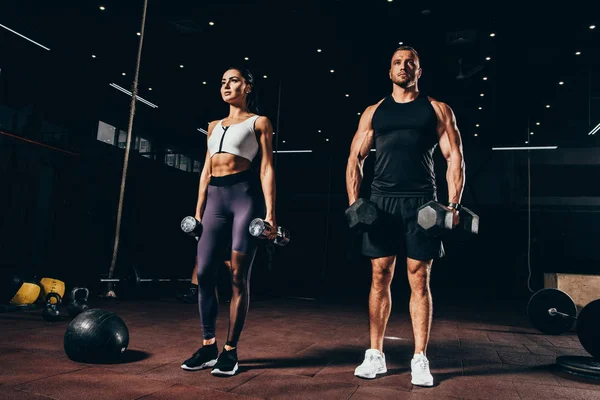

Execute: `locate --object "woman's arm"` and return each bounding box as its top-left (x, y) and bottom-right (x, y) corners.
top-left (195, 121), bottom-right (218, 221)
top-left (255, 116), bottom-right (277, 237)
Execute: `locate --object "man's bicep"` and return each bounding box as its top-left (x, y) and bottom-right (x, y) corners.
top-left (350, 110), bottom-right (374, 160)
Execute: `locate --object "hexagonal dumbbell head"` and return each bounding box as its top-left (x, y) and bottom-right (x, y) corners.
top-left (345, 198), bottom-right (379, 232)
top-left (417, 201), bottom-right (453, 237)
top-left (459, 207), bottom-right (479, 235)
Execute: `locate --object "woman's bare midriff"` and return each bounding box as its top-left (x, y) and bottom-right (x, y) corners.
top-left (211, 153), bottom-right (252, 177)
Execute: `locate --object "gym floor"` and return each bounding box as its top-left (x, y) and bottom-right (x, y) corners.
top-left (1, 297), bottom-right (598, 400)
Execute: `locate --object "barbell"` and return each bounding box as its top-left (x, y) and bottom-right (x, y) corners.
top-left (527, 288), bottom-right (600, 360)
top-left (100, 265), bottom-right (191, 297)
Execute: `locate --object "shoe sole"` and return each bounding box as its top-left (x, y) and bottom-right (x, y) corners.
top-left (211, 363), bottom-right (239, 376)
top-left (411, 379), bottom-right (434, 387)
top-left (354, 368), bottom-right (387, 379)
top-left (411, 374), bottom-right (434, 387)
top-left (181, 359), bottom-right (217, 371)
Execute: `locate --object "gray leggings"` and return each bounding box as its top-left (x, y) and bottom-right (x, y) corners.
top-left (197, 169), bottom-right (263, 346)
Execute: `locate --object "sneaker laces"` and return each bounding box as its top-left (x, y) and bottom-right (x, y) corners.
top-left (415, 357), bottom-right (429, 371)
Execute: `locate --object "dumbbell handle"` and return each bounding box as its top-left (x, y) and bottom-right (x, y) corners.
top-left (548, 308), bottom-right (577, 319)
top-left (249, 218), bottom-right (290, 246)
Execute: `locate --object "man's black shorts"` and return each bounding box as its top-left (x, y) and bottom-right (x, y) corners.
top-left (361, 195), bottom-right (445, 261)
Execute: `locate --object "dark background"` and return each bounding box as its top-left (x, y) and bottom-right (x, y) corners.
top-left (1, 1), bottom-right (599, 308)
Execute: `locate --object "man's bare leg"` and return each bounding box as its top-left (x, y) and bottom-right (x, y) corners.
top-left (369, 255), bottom-right (397, 352)
top-left (407, 257), bottom-right (433, 355)
top-left (355, 255), bottom-right (396, 379)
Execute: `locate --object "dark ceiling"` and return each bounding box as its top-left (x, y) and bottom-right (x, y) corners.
top-left (1, 1), bottom-right (599, 154)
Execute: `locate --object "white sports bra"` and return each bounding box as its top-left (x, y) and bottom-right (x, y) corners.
top-left (207, 115), bottom-right (260, 162)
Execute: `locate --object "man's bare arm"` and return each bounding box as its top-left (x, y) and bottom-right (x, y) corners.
top-left (432, 99), bottom-right (465, 205)
top-left (346, 101), bottom-right (381, 205)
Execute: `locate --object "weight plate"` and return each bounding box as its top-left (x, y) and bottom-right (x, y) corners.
top-left (527, 288), bottom-right (576, 335)
top-left (556, 356), bottom-right (600, 380)
top-left (576, 299), bottom-right (600, 359)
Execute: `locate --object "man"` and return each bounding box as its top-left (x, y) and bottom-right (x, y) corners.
top-left (345, 46), bottom-right (465, 386)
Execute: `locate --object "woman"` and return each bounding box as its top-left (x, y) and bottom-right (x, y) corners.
top-left (181, 66), bottom-right (277, 376)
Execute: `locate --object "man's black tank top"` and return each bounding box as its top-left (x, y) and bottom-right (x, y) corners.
top-left (371, 93), bottom-right (439, 197)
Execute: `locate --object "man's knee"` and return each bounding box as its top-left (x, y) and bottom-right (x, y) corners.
top-left (407, 258), bottom-right (432, 294)
top-left (371, 256), bottom-right (396, 288)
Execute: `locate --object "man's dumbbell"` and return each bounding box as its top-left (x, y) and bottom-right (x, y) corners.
top-left (249, 218), bottom-right (290, 246)
top-left (417, 201), bottom-right (479, 237)
top-left (345, 198), bottom-right (380, 232)
top-left (181, 216), bottom-right (203, 241)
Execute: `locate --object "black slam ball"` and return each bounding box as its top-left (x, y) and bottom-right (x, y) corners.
top-left (63, 309), bottom-right (129, 363)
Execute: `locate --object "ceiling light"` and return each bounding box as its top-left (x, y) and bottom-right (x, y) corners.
top-left (318, 130), bottom-right (322, 133)
top-left (0, 23), bottom-right (51, 51)
top-left (263, 75), bottom-right (267, 78)
top-left (209, 21), bottom-right (215, 26)
top-left (399, 41), bottom-right (403, 45)
top-left (99, 6), bottom-right (106, 11)
top-left (492, 146), bottom-right (558, 151)
top-left (474, 133), bottom-right (478, 137)
top-left (525, 141), bottom-right (529, 144)
top-left (530, 132), bottom-right (534, 135)
top-left (244, 57), bottom-right (249, 60)
top-left (590, 25), bottom-right (596, 29)
top-left (345, 94), bottom-right (350, 97)
top-left (317, 49), bottom-right (322, 52)
top-left (480, 93), bottom-right (484, 97)
top-left (490, 33), bottom-right (496, 37)
top-left (92, 54), bottom-right (96, 58)
top-left (536, 122), bottom-right (540, 125)
top-left (357, 112), bottom-right (361, 115)
top-left (325, 138), bottom-right (330, 141)
top-left (546, 104), bottom-right (551, 108)
top-left (180, 65), bottom-right (184, 68)
top-left (274, 150), bottom-right (313, 154)
top-left (388, 0), bottom-right (393, 2)
top-left (122, 72), bottom-right (126, 76)
top-left (483, 77), bottom-right (488, 80)
top-left (202, 81), bottom-right (207, 85)
top-left (148, 87), bottom-right (152, 91)
top-left (330, 69), bottom-right (334, 73)
top-left (137, 32), bottom-right (141, 36)
top-left (559, 81), bottom-right (564, 85)
top-left (486, 56), bottom-right (491, 60)
top-left (282, 140), bottom-right (286, 143)
top-left (588, 122), bottom-right (600, 135)
top-left (476, 124), bottom-right (480, 127)
top-left (575, 51), bottom-right (581, 55)
top-left (478, 106), bottom-right (482, 110)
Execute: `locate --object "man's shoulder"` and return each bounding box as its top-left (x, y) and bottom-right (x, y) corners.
top-left (365, 96), bottom-right (388, 114)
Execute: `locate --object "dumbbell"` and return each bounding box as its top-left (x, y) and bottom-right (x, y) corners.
top-left (249, 218), bottom-right (290, 246)
top-left (345, 198), bottom-right (380, 232)
top-left (68, 287), bottom-right (90, 318)
top-left (417, 201), bottom-right (479, 237)
top-left (181, 216), bottom-right (203, 240)
top-left (42, 292), bottom-right (61, 322)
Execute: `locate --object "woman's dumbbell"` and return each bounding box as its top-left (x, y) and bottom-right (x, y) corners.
top-left (181, 216), bottom-right (203, 241)
top-left (249, 218), bottom-right (290, 246)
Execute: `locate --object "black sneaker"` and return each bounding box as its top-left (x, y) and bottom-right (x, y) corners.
top-left (211, 347), bottom-right (239, 376)
top-left (176, 285), bottom-right (198, 304)
top-left (181, 343), bottom-right (218, 371)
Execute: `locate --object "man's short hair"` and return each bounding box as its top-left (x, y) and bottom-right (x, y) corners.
top-left (392, 45), bottom-right (420, 64)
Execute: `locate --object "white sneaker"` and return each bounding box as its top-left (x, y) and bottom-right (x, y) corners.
top-left (354, 349), bottom-right (387, 379)
top-left (411, 352), bottom-right (434, 386)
